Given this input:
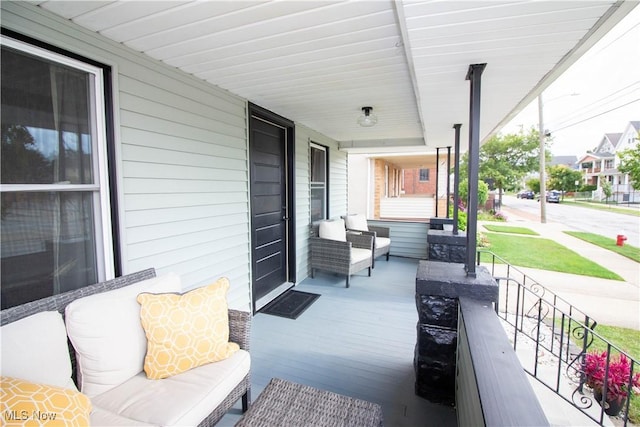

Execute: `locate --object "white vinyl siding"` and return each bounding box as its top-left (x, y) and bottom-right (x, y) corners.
top-left (329, 149), bottom-right (348, 218)
top-left (294, 125), bottom-right (344, 281)
top-left (367, 220), bottom-right (429, 259)
top-left (2, 2), bottom-right (251, 310)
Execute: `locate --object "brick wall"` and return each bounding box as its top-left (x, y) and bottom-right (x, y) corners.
top-left (403, 165), bottom-right (437, 195)
top-left (372, 159), bottom-right (402, 219)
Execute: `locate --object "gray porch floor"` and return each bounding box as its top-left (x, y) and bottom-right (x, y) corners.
top-left (219, 256), bottom-right (457, 426)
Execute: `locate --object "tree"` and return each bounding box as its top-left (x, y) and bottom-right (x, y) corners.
top-left (461, 126), bottom-right (550, 205)
top-left (547, 165), bottom-right (582, 200)
top-left (1, 124), bottom-right (52, 184)
top-left (618, 139), bottom-right (640, 190)
top-left (526, 177), bottom-right (540, 194)
top-left (600, 176), bottom-right (612, 203)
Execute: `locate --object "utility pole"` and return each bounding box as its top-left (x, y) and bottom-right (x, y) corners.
top-left (538, 94), bottom-right (547, 224)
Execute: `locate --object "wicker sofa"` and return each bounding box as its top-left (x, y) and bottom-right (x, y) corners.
top-left (0, 268), bottom-right (251, 426)
top-left (310, 219), bottom-right (374, 287)
top-left (343, 214), bottom-right (391, 268)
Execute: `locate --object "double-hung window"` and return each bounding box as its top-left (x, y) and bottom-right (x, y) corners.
top-left (1, 36), bottom-right (114, 308)
top-left (310, 143), bottom-right (328, 222)
top-left (419, 168), bottom-right (430, 181)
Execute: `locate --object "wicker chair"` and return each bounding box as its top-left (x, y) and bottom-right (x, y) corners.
top-left (310, 219), bottom-right (374, 288)
top-left (0, 268), bottom-right (251, 427)
top-left (343, 214), bottom-right (391, 268)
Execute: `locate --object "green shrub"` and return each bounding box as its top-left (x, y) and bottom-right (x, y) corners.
top-left (579, 184), bottom-right (597, 192)
top-left (457, 210), bottom-right (467, 231)
top-left (459, 179), bottom-right (489, 208)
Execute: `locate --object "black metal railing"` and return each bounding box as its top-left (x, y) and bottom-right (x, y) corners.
top-left (478, 250), bottom-right (639, 426)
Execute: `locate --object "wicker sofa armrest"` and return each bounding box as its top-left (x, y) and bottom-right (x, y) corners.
top-left (228, 309), bottom-right (251, 351)
top-left (368, 225), bottom-right (390, 238)
top-left (310, 236), bottom-right (352, 250)
top-left (346, 229), bottom-right (376, 238)
top-left (346, 233), bottom-right (374, 251)
top-left (310, 237), bottom-right (352, 263)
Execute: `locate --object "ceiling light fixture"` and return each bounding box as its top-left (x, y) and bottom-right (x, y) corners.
top-left (357, 106), bottom-right (378, 127)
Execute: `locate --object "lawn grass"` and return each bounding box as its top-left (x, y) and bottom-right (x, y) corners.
top-left (587, 324), bottom-right (640, 358)
top-left (564, 231), bottom-right (640, 263)
top-left (482, 224), bottom-right (539, 235)
top-left (563, 200), bottom-right (640, 218)
top-left (479, 232), bottom-right (624, 280)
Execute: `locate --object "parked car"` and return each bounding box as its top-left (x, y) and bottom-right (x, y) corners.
top-left (547, 190), bottom-right (561, 203)
top-left (517, 190), bottom-right (535, 199)
top-left (536, 190), bottom-right (561, 203)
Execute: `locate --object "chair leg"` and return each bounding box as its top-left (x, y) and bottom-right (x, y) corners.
top-left (386, 252), bottom-right (390, 261)
top-left (311, 268), bottom-right (315, 278)
top-left (346, 275), bottom-right (350, 288)
top-left (368, 267), bottom-right (371, 276)
top-left (372, 257), bottom-right (376, 269)
top-left (242, 390), bottom-right (251, 412)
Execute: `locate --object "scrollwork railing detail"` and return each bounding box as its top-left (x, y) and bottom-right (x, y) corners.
top-left (478, 249), bottom-right (638, 427)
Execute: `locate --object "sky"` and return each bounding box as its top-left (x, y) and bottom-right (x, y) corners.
top-left (501, 4), bottom-right (640, 157)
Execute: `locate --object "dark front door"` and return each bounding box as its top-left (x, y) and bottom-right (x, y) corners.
top-left (249, 113), bottom-right (290, 305)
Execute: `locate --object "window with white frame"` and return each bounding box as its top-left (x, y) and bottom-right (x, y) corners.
top-left (310, 143), bottom-right (328, 222)
top-left (1, 37), bottom-right (114, 309)
top-left (419, 168), bottom-right (430, 181)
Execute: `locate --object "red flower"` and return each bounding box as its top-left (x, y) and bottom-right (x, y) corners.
top-left (584, 351), bottom-right (640, 403)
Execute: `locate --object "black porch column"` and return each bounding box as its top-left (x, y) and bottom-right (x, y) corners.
top-left (446, 146), bottom-right (451, 218)
top-left (465, 63), bottom-right (486, 277)
top-left (435, 147), bottom-right (440, 217)
top-left (452, 124), bottom-right (462, 235)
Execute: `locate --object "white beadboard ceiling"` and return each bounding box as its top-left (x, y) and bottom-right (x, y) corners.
top-left (36, 0), bottom-right (637, 153)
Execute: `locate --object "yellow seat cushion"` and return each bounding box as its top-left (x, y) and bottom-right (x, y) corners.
top-left (0, 376), bottom-right (92, 427)
top-left (137, 278), bottom-right (239, 380)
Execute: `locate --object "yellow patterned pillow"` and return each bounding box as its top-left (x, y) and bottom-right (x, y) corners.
top-left (137, 277), bottom-right (240, 380)
top-left (0, 376), bottom-right (92, 427)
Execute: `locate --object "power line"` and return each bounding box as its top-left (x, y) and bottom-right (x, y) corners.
top-left (550, 98), bottom-right (640, 133)
top-left (551, 81), bottom-right (640, 129)
top-left (588, 22), bottom-right (640, 56)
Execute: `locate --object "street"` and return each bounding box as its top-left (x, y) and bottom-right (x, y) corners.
top-left (502, 195), bottom-right (640, 247)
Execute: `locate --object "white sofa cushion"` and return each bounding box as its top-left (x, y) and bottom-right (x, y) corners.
top-left (91, 349), bottom-right (250, 426)
top-left (0, 311), bottom-right (76, 390)
top-left (65, 273), bottom-right (182, 397)
top-left (319, 218), bottom-right (346, 241)
top-left (90, 407), bottom-right (155, 426)
top-left (351, 248), bottom-right (372, 265)
top-left (376, 237), bottom-right (391, 249)
top-left (344, 214), bottom-right (369, 231)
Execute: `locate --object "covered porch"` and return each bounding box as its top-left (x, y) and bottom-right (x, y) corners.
top-left (2, 1), bottom-right (638, 426)
top-left (221, 256), bottom-right (456, 426)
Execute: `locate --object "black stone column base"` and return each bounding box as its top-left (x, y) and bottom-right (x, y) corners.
top-left (414, 261), bottom-right (498, 405)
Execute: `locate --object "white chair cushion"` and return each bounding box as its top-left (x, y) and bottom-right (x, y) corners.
top-left (351, 248), bottom-right (372, 265)
top-left (91, 350), bottom-right (250, 427)
top-left (319, 219), bottom-right (346, 241)
top-left (0, 311), bottom-right (76, 390)
top-left (90, 407), bottom-right (156, 426)
top-left (376, 237), bottom-right (391, 249)
top-left (344, 214), bottom-right (369, 231)
top-left (65, 273), bottom-right (182, 397)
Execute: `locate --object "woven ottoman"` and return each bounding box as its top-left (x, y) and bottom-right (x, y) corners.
top-left (235, 378), bottom-right (383, 426)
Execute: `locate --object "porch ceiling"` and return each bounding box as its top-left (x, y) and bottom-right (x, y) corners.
top-left (35, 0), bottom-right (636, 152)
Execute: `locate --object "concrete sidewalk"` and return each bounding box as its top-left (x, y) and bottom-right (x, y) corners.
top-left (481, 206), bottom-right (640, 330)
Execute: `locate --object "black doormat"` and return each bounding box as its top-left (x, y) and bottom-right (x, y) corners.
top-left (259, 290), bottom-right (320, 320)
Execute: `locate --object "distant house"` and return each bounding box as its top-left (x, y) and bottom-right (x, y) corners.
top-left (549, 155), bottom-right (578, 169)
top-left (577, 121), bottom-right (640, 201)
